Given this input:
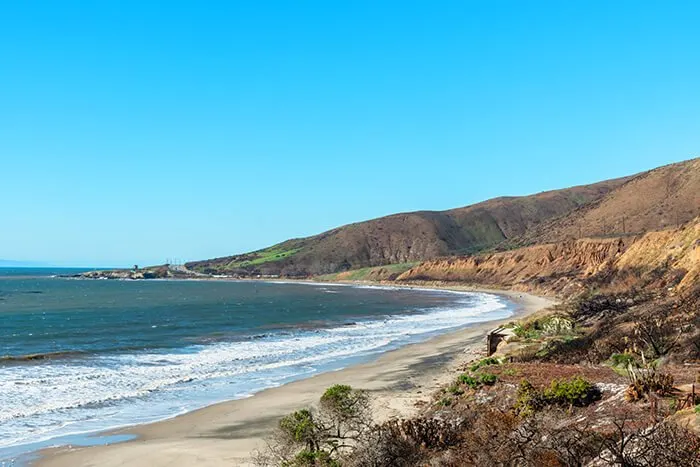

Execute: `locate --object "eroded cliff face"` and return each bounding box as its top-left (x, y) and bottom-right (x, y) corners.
top-left (396, 219), bottom-right (700, 296)
top-left (615, 220), bottom-right (700, 289)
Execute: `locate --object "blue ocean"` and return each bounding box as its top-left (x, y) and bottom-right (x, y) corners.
top-left (0, 268), bottom-right (511, 461)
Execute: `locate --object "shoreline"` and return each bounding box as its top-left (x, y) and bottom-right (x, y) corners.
top-left (34, 285), bottom-right (555, 467)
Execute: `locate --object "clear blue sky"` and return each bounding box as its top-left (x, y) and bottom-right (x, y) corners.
top-left (1, 1), bottom-right (698, 267)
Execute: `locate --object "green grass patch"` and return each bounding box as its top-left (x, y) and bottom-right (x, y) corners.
top-left (317, 262), bottom-right (418, 281)
top-left (227, 246), bottom-right (302, 268)
top-left (470, 357), bottom-right (501, 372)
top-left (458, 355), bottom-right (503, 391)
top-left (458, 374), bottom-right (480, 389)
top-left (479, 373), bottom-right (498, 385)
top-left (513, 315), bottom-right (575, 340)
top-left (453, 219), bottom-right (508, 255)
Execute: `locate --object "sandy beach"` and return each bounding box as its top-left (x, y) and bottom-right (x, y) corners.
top-left (35, 288), bottom-right (555, 467)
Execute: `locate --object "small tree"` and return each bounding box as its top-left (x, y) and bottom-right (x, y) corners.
top-left (317, 384), bottom-right (372, 453)
top-left (279, 409), bottom-right (321, 452)
top-left (256, 385), bottom-right (372, 466)
top-left (632, 289), bottom-right (697, 359)
top-left (633, 310), bottom-right (686, 358)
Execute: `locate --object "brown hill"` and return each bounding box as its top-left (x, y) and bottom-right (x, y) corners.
top-left (186, 158), bottom-right (699, 277)
top-left (514, 158), bottom-right (700, 245)
top-left (186, 179), bottom-right (626, 276)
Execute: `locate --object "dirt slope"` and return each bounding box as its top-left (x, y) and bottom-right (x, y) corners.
top-left (397, 218), bottom-right (700, 296)
top-left (515, 158), bottom-right (700, 244)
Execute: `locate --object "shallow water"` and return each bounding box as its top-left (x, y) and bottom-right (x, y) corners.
top-left (0, 268), bottom-right (511, 461)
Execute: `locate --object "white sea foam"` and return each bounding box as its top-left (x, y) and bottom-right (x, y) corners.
top-left (0, 290), bottom-right (509, 457)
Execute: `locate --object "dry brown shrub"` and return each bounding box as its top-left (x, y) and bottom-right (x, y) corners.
top-left (597, 416), bottom-right (700, 466)
top-left (348, 417), bottom-right (464, 467)
top-left (624, 366), bottom-right (674, 402)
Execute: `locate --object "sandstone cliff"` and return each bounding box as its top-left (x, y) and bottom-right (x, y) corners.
top-left (397, 218), bottom-right (700, 297)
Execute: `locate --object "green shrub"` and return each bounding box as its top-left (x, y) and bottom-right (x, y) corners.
top-left (515, 377), bottom-right (601, 416)
top-left (320, 384), bottom-right (370, 420)
top-left (513, 322), bottom-right (542, 340)
top-left (271, 385), bottom-right (372, 465)
top-left (280, 409), bottom-right (317, 444)
top-left (695, 404), bottom-right (700, 414)
top-left (448, 383), bottom-right (464, 395)
top-left (610, 353), bottom-right (637, 367)
top-left (479, 373), bottom-right (498, 385)
top-left (439, 397), bottom-right (453, 407)
top-left (320, 384), bottom-right (354, 414)
top-left (543, 377), bottom-right (601, 407)
top-left (514, 380), bottom-right (546, 417)
top-left (458, 374), bottom-right (480, 389)
top-left (539, 316), bottom-right (574, 335)
top-left (470, 357), bottom-right (501, 372)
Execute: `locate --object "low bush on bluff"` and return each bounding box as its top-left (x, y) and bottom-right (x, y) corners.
top-left (544, 376), bottom-right (601, 407)
top-left (478, 373), bottom-right (498, 385)
top-left (255, 379), bottom-right (700, 466)
top-left (515, 376), bottom-right (601, 416)
top-left (513, 315), bottom-right (575, 340)
top-left (458, 374), bottom-right (480, 389)
top-left (469, 357), bottom-right (501, 372)
top-left (457, 372), bottom-right (498, 390)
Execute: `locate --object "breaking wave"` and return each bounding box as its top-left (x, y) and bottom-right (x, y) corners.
top-left (0, 287), bottom-right (509, 457)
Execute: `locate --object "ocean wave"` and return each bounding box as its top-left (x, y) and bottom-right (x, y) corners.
top-left (0, 291), bottom-right (509, 452)
top-left (0, 350), bottom-right (87, 363)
